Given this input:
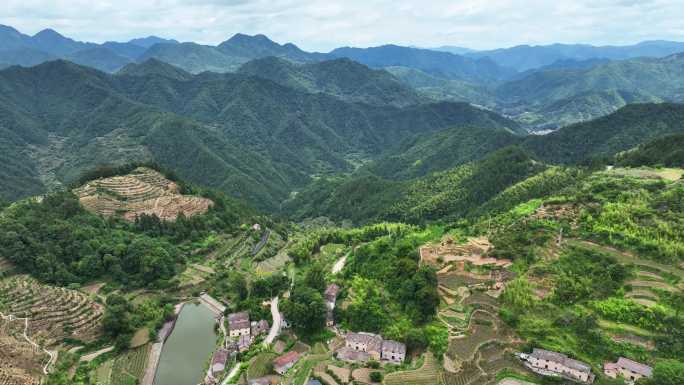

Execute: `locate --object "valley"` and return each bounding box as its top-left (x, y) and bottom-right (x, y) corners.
top-left (0, 15), bottom-right (683, 385)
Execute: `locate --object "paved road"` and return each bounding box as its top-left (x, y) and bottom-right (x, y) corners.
top-left (264, 297), bottom-right (281, 345)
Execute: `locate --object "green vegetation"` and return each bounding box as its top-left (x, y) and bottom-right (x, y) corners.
top-left (616, 133), bottom-right (684, 168)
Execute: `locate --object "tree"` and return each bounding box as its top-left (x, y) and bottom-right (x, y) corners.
top-left (281, 286), bottom-right (326, 334)
top-left (369, 371), bottom-right (383, 382)
top-left (103, 294), bottom-right (133, 345)
top-left (304, 263), bottom-right (326, 293)
top-left (641, 359), bottom-right (684, 385)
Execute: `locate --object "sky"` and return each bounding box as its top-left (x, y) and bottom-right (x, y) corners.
top-left (2, 0), bottom-right (683, 52)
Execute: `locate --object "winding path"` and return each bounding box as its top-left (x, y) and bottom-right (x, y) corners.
top-left (331, 252), bottom-right (349, 275)
top-left (1, 312), bottom-right (57, 374)
top-left (264, 296), bottom-right (281, 345)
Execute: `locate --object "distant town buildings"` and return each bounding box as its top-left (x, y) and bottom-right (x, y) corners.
top-left (228, 311), bottom-right (251, 337)
top-left (273, 351), bottom-right (300, 374)
top-left (604, 357), bottom-right (653, 384)
top-left (520, 348), bottom-right (595, 383)
top-left (336, 332), bottom-right (406, 364)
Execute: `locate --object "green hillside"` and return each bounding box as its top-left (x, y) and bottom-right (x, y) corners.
top-left (522, 103), bottom-right (684, 164)
top-left (237, 57), bottom-right (425, 107)
top-left (0, 60), bottom-right (517, 210)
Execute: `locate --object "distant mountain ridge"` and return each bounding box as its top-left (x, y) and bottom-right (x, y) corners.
top-left (465, 40), bottom-right (684, 71)
top-left (0, 59), bottom-right (519, 209)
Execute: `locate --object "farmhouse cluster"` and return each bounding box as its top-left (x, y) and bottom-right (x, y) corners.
top-left (336, 332), bottom-right (406, 364)
top-left (209, 310), bottom-right (271, 381)
top-left (518, 348), bottom-right (654, 384)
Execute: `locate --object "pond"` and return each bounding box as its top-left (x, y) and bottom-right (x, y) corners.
top-left (153, 303), bottom-right (218, 385)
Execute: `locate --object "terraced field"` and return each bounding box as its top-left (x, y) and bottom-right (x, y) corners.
top-left (0, 275), bottom-right (103, 346)
top-left (94, 344), bottom-right (151, 385)
top-left (384, 353), bottom-right (442, 385)
top-left (74, 167), bottom-right (212, 221)
top-left (0, 320), bottom-right (45, 385)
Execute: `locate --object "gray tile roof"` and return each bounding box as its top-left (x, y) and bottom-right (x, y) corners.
top-left (616, 357), bottom-right (653, 377)
top-left (530, 348), bottom-right (591, 373)
top-left (228, 311), bottom-right (250, 330)
top-left (382, 340), bottom-right (406, 354)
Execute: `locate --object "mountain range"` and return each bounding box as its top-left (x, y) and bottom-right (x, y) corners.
top-left (3, 24), bottom-right (684, 131)
top-left (0, 59), bottom-right (519, 209)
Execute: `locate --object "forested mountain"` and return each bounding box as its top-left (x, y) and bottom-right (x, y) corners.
top-left (237, 57), bottom-right (425, 107)
top-left (284, 103), bottom-right (684, 223)
top-left (466, 40), bottom-right (684, 71)
top-left (0, 60), bottom-right (517, 210)
top-left (522, 103), bottom-right (684, 164)
top-left (616, 133), bottom-right (684, 168)
top-left (330, 44), bottom-right (515, 83)
top-left (0, 24), bottom-right (175, 72)
top-left (283, 146), bottom-right (552, 223)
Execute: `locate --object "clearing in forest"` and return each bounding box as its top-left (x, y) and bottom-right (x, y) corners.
top-left (421, 236), bottom-right (511, 269)
top-left (74, 167), bottom-right (212, 221)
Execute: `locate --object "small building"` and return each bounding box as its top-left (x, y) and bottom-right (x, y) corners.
top-left (251, 319), bottom-right (270, 336)
top-left (280, 313), bottom-right (290, 329)
top-left (248, 378), bottom-right (271, 385)
top-left (525, 348), bottom-right (594, 383)
top-left (210, 348), bottom-right (229, 377)
top-left (238, 334), bottom-right (252, 352)
top-left (345, 332), bottom-right (382, 361)
top-left (336, 346), bottom-right (371, 363)
top-left (225, 341), bottom-right (239, 357)
top-left (326, 310), bottom-right (334, 327)
top-left (325, 284), bottom-right (340, 310)
top-left (228, 311), bottom-right (250, 337)
top-left (604, 357), bottom-right (653, 384)
top-left (381, 340), bottom-right (406, 363)
top-left (273, 351), bottom-right (300, 375)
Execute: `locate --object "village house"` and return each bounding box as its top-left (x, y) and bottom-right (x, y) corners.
top-left (210, 348), bottom-right (229, 378)
top-left (238, 334), bottom-right (252, 352)
top-left (251, 319), bottom-right (270, 337)
top-left (604, 357), bottom-right (653, 384)
top-left (325, 284), bottom-right (340, 310)
top-left (273, 351), bottom-right (300, 374)
top-left (228, 311), bottom-right (251, 337)
top-left (523, 348), bottom-right (595, 383)
top-left (381, 340), bottom-right (406, 363)
top-left (345, 332), bottom-right (383, 361)
top-left (338, 332), bottom-right (407, 364)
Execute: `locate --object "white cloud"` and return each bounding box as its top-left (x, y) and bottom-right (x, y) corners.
top-left (1, 0), bottom-right (682, 51)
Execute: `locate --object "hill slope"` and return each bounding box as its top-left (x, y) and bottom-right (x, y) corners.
top-left (0, 60), bottom-right (517, 210)
top-left (237, 57), bottom-right (425, 107)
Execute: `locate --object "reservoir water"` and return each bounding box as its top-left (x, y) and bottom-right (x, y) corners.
top-left (153, 303), bottom-right (217, 385)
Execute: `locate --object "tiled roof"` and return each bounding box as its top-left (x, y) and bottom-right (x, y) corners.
top-left (382, 340), bottom-right (406, 354)
top-left (564, 357), bottom-right (591, 373)
top-left (274, 351), bottom-right (300, 368)
top-left (228, 311), bottom-right (250, 330)
top-left (530, 348), bottom-right (591, 373)
top-left (346, 332), bottom-right (382, 351)
top-left (616, 357), bottom-right (653, 377)
top-left (336, 347), bottom-right (371, 362)
top-left (530, 348), bottom-right (566, 362)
